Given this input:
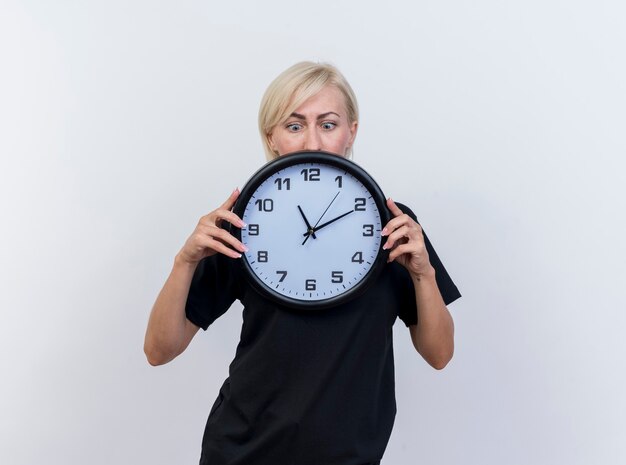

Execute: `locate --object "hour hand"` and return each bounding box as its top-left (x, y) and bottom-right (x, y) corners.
top-left (297, 205), bottom-right (317, 239)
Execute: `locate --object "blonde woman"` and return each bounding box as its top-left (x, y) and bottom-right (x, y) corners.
top-left (144, 62), bottom-right (461, 465)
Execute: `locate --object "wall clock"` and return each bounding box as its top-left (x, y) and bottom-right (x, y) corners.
top-left (232, 151), bottom-right (391, 310)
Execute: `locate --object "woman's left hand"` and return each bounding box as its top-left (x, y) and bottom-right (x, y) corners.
top-left (382, 198), bottom-right (433, 279)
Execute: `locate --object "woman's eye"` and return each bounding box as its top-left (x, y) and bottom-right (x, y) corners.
top-left (287, 123), bottom-right (303, 132)
top-left (321, 122), bottom-right (336, 130)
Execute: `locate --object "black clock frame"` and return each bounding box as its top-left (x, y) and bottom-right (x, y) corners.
top-left (232, 151), bottom-right (391, 310)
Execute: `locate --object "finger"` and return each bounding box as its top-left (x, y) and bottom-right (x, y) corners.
top-left (215, 188), bottom-right (245, 227)
top-left (386, 224), bottom-right (426, 249)
top-left (220, 187), bottom-right (240, 211)
top-left (215, 209), bottom-right (246, 228)
top-left (206, 238), bottom-right (243, 259)
top-left (197, 224), bottom-right (247, 252)
top-left (383, 225), bottom-right (411, 250)
top-left (382, 215), bottom-right (421, 238)
top-left (381, 215), bottom-right (407, 237)
top-left (389, 238), bottom-right (429, 263)
top-left (387, 242), bottom-right (418, 263)
top-left (194, 233), bottom-right (243, 259)
top-left (201, 209), bottom-right (246, 229)
top-left (386, 197), bottom-right (404, 217)
top-left (205, 225), bottom-right (248, 253)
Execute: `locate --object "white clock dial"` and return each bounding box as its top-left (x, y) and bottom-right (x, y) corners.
top-left (240, 161), bottom-right (382, 303)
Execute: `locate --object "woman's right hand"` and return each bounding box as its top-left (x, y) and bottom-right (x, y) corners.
top-left (177, 188), bottom-right (248, 265)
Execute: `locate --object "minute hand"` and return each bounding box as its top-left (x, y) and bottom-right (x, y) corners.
top-left (303, 210), bottom-right (355, 236)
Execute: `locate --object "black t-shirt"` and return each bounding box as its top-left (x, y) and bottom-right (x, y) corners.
top-left (185, 204), bottom-right (461, 465)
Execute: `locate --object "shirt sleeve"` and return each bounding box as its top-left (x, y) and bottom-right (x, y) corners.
top-left (395, 202), bottom-right (462, 327)
top-left (185, 253), bottom-right (241, 330)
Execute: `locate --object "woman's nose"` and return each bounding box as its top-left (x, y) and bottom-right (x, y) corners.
top-left (303, 128), bottom-right (322, 151)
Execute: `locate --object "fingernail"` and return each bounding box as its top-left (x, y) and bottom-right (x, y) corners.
top-left (381, 228), bottom-right (388, 236)
top-left (241, 245), bottom-right (249, 252)
top-left (382, 242), bottom-right (389, 250)
top-left (239, 220), bottom-right (247, 228)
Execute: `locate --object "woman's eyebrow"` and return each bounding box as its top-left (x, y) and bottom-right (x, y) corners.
top-left (288, 111), bottom-right (341, 120)
top-left (316, 112), bottom-right (341, 120)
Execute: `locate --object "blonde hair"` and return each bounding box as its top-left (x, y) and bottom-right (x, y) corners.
top-left (258, 61), bottom-right (359, 160)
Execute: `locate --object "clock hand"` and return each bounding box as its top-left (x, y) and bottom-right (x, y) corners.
top-left (303, 210), bottom-right (355, 236)
top-left (297, 205), bottom-right (317, 239)
top-left (302, 191), bottom-right (340, 245)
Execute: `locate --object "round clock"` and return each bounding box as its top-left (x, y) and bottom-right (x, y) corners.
top-left (232, 151), bottom-right (391, 310)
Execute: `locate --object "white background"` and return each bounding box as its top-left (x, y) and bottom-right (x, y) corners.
top-left (1, 1), bottom-right (625, 464)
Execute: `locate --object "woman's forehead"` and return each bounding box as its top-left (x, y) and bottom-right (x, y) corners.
top-left (291, 86), bottom-right (347, 116)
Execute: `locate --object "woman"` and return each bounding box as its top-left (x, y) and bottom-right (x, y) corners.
top-left (144, 62), bottom-right (461, 465)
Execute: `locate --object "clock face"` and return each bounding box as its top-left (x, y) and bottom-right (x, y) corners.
top-left (233, 152), bottom-right (389, 309)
